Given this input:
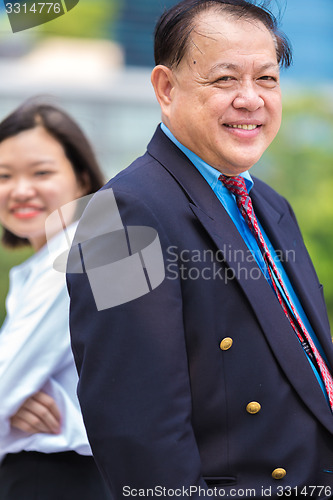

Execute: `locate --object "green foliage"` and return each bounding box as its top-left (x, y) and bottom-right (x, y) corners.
top-left (0, 93), bottom-right (332, 331)
top-left (253, 92), bottom-right (333, 328)
top-left (36, 0), bottom-right (120, 39)
top-left (0, 243), bottom-right (33, 327)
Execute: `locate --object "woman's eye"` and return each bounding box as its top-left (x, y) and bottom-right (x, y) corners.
top-left (0, 174), bottom-right (10, 180)
top-left (35, 170), bottom-right (52, 176)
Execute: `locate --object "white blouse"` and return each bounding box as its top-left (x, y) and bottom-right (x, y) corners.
top-left (0, 230), bottom-right (92, 461)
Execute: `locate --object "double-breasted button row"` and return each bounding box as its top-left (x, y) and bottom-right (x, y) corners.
top-left (218, 338), bottom-right (286, 481)
top-left (220, 340), bottom-right (262, 415)
top-left (246, 401), bottom-right (261, 414)
top-left (220, 337), bottom-right (233, 351)
top-left (272, 468), bottom-right (287, 480)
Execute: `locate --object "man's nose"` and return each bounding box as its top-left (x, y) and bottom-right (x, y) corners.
top-left (232, 82), bottom-right (264, 112)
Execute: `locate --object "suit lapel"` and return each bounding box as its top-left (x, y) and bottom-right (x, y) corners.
top-left (251, 185), bottom-right (333, 372)
top-left (148, 127), bottom-right (333, 432)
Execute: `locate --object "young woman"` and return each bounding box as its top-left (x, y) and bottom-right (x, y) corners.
top-left (0, 100), bottom-right (111, 499)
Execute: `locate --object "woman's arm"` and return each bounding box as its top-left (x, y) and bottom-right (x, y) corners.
top-left (10, 391), bottom-right (61, 435)
top-left (0, 261), bottom-right (74, 436)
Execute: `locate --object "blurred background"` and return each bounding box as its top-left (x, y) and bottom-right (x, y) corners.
top-left (0, 0), bottom-right (332, 327)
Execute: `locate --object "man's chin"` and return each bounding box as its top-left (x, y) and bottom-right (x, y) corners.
top-left (212, 159), bottom-right (259, 176)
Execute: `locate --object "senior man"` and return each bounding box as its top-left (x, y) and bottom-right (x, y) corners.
top-left (67, 0), bottom-right (333, 498)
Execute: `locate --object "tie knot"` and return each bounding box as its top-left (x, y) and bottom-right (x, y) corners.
top-left (219, 174), bottom-right (248, 198)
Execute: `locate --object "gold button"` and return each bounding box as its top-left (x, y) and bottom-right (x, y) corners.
top-left (220, 337), bottom-right (233, 351)
top-left (246, 402), bottom-right (261, 414)
top-left (272, 468), bottom-right (287, 480)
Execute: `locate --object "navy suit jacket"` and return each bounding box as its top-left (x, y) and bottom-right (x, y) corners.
top-left (68, 126), bottom-right (333, 499)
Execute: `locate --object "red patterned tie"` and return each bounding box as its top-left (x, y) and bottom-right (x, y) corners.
top-left (220, 174), bottom-right (333, 410)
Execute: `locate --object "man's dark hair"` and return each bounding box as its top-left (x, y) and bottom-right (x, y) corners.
top-left (0, 98), bottom-right (105, 248)
top-left (154, 0), bottom-right (292, 69)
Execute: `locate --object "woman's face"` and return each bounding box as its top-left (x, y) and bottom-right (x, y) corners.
top-left (0, 126), bottom-right (87, 250)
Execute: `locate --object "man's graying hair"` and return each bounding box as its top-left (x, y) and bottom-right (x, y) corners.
top-left (154, 0), bottom-right (292, 69)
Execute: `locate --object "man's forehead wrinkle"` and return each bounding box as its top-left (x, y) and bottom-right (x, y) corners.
top-left (189, 35), bottom-right (204, 56)
top-left (209, 61), bottom-right (279, 72)
top-left (192, 28), bottom-right (220, 43)
top-left (192, 16), bottom-right (226, 40)
top-left (194, 13), bottom-right (277, 49)
top-left (210, 63), bottom-right (238, 72)
top-left (186, 25), bottom-right (224, 63)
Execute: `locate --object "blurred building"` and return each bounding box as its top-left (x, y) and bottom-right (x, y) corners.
top-left (114, 0), bottom-right (333, 81)
top-left (0, 0), bottom-right (331, 180)
top-left (114, 0), bottom-right (176, 67)
top-left (0, 32), bottom-right (160, 178)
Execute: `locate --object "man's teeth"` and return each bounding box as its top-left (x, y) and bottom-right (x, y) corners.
top-left (226, 124), bottom-right (258, 130)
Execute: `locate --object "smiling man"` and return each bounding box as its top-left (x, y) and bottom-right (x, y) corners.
top-left (67, 1), bottom-right (333, 498)
top-left (153, 8), bottom-right (282, 175)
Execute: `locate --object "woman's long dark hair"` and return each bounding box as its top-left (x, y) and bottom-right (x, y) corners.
top-left (0, 98), bottom-right (105, 248)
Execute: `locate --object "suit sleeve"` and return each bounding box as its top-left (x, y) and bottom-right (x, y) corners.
top-left (67, 187), bottom-right (210, 498)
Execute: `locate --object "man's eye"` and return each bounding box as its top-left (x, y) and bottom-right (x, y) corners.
top-left (259, 76), bottom-right (277, 81)
top-left (217, 76), bottom-right (234, 82)
top-left (0, 173), bottom-right (10, 180)
top-left (257, 76), bottom-right (279, 87)
top-left (214, 76), bottom-right (235, 85)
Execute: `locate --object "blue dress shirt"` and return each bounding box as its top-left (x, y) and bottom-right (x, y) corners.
top-left (161, 122), bottom-right (329, 402)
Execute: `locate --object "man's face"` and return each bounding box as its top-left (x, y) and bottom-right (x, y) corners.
top-left (161, 11), bottom-right (282, 175)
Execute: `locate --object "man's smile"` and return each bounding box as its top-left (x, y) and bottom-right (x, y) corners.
top-left (224, 124), bottom-right (261, 130)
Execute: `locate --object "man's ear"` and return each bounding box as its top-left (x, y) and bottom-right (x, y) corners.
top-left (151, 65), bottom-right (175, 115)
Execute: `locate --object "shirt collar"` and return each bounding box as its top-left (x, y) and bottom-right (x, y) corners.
top-left (160, 122), bottom-right (254, 193)
top-left (10, 222), bottom-right (78, 280)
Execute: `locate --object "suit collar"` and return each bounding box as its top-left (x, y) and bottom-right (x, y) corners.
top-left (147, 126), bottom-right (223, 216)
top-left (160, 122), bottom-right (255, 194)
